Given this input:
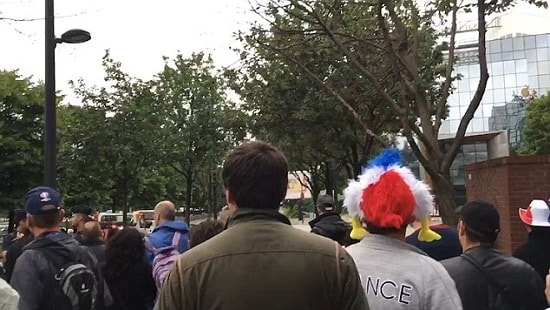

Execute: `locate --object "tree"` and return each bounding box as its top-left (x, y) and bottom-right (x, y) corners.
top-left (243, 0), bottom-right (548, 224)
top-left (154, 53), bottom-right (246, 223)
top-left (229, 0), bottom-right (442, 206)
top-left (518, 93), bottom-right (550, 155)
top-left (62, 51), bottom-right (162, 222)
top-left (0, 70), bottom-right (44, 212)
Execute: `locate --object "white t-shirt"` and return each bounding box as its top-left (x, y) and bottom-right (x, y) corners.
top-left (0, 278), bottom-right (19, 310)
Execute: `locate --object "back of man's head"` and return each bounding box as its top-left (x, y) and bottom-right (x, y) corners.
top-left (189, 220), bottom-right (225, 248)
top-left (458, 200), bottom-right (501, 245)
top-left (154, 200), bottom-right (176, 223)
top-left (316, 194), bottom-right (336, 214)
top-left (222, 141), bottom-right (288, 210)
top-left (82, 221), bottom-right (102, 241)
top-left (25, 186), bottom-right (63, 230)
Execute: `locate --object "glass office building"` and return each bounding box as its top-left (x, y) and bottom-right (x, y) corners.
top-left (441, 33), bottom-right (550, 136)
top-left (435, 33), bottom-right (550, 205)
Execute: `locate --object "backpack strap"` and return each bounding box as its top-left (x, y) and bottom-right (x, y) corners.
top-left (461, 253), bottom-right (516, 307)
top-left (171, 232), bottom-right (182, 248)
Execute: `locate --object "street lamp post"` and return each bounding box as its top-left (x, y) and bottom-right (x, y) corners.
top-left (44, 0), bottom-right (90, 188)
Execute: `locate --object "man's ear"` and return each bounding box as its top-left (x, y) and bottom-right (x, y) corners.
top-left (26, 215), bottom-right (33, 229)
top-left (59, 209), bottom-right (66, 222)
top-left (457, 220), bottom-right (466, 236)
top-left (226, 189), bottom-right (238, 211)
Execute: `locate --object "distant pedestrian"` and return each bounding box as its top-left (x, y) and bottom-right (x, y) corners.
top-left (4, 209), bottom-right (33, 282)
top-left (513, 199), bottom-right (550, 280)
top-left (81, 221), bottom-right (106, 263)
top-left (145, 201), bottom-right (189, 265)
top-left (103, 228), bottom-right (156, 310)
top-left (70, 205), bottom-right (94, 244)
top-left (309, 194), bottom-right (353, 246)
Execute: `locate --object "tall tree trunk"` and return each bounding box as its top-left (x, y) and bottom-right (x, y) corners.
top-left (185, 166), bottom-right (193, 224)
top-left (430, 171), bottom-right (459, 225)
top-left (208, 168), bottom-right (213, 218)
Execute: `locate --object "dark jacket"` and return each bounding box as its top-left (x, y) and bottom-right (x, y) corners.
top-left (146, 221), bottom-right (189, 265)
top-left (513, 229), bottom-right (550, 280)
top-left (405, 224), bottom-right (462, 261)
top-left (309, 213), bottom-right (351, 245)
top-left (81, 238), bottom-right (106, 264)
top-left (104, 260), bottom-right (156, 310)
top-left (441, 246), bottom-right (547, 310)
top-left (157, 208), bottom-right (369, 310)
top-left (4, 230), bottom-right (33, 282)
top-left (2, 233), bottom-right (16, 252)
top-left (10, 231), bottom-right (106, 310)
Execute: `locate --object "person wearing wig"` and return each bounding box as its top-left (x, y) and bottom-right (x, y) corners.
top-left (344, 148), bottom-right (462, 309)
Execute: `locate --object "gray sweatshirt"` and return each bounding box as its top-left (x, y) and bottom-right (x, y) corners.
top-left (346, 234), bottom-right (463, 310)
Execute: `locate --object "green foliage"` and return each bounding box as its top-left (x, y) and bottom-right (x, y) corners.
top-left (518, 93), bottom-right (550, 155)
top-left (0, 70), bottom-right (44, 211)
top-left (228, 0), bottom-right (445, 199)
top-left (154, 52), bottom-right (246, 221)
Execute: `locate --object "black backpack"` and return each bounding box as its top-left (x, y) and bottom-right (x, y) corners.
top-left (37, 246), bottom-right (98, 310)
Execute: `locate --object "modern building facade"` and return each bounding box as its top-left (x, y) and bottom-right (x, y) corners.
top-left (433, 4), bottom-right (550, 205)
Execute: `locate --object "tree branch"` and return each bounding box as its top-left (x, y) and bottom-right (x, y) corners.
top-left (435, 0), bottom-right (458, 133)
top-left (254, 39), bottom-right (388, 146)
top-left (442, 0), bottom-right (489, 171)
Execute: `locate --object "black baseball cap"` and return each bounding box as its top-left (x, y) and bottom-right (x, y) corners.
top-left (316, 194), bottom-right (336, 212)
top-left (457, 200), bottom-right (501, 237)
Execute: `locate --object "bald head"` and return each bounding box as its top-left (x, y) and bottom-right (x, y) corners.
top-left (82, 221), bottom-right (102, 241)
top-left (154, 200), bottom-right (176, 225)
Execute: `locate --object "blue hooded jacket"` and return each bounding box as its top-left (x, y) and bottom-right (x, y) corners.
top-left (146, 220), bottom-right (189, 265)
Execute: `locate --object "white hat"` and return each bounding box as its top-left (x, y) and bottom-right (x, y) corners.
top-left (518, 199), bottom-right (550, 227)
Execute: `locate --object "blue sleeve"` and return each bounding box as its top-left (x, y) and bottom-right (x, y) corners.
top-left (144, 236), bottom-right (154, 265)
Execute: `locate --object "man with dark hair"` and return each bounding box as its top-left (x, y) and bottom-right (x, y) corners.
top-left (309, 194), bottom-right (353, 246)
top-left (145, 200), bottom-right (189, 265)
top-left (513, 199), bottom-right (550, 280)
top-left (11, 186), bottom-right (111, 310)
top-left (157, 141), bottom-right (369, 310)
top-left (70, 205), bottom-right (94, 244)
top-left (442, 200), bottom-right (547, 310)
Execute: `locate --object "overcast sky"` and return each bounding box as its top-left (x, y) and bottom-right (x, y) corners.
top-left (0, 0), bottom-right (256, 103)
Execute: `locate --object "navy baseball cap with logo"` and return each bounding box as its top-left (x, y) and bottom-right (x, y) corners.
top-left (25, 186), bottom-right (61, 215)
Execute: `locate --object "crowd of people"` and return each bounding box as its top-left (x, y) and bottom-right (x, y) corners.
top-left (0, 140), bottom-right (549, 310)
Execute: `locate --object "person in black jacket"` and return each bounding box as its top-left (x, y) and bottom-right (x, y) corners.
top-left (309, 194), bottom-right (353, 246)
top-left (4, 210), bottom-right (33, 282)
top-left (441, 200), bottom-right (547, 310)
top-left (406, 223), bottom-right (462, 261)
top-left (514, 199), bottom-right (550, 281)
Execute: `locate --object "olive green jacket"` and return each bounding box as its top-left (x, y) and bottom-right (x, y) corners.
top-left (156, 208), bottom-right (369, 310)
